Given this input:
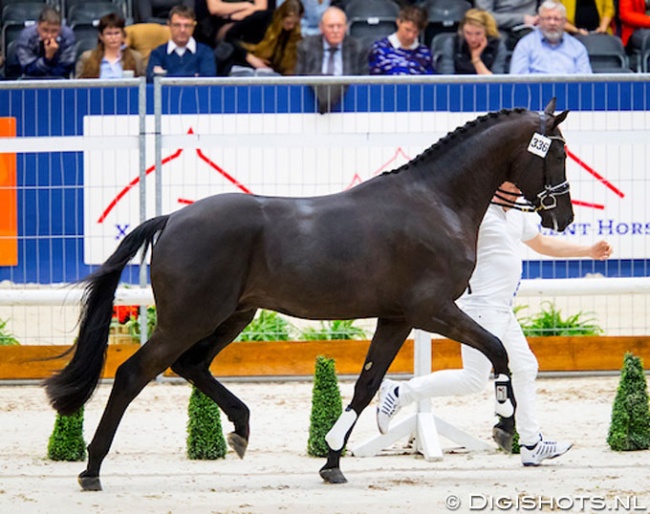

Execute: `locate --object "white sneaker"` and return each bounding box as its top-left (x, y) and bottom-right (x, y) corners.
top-left (376, 379), bottom-right (401, 434)
top-left (521, 433), bottom-right (572, 466)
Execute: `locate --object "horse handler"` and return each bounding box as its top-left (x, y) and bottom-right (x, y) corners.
top-left (377, 181), bottom-right (613, 466)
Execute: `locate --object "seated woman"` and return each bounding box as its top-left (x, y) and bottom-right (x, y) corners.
top-left (558, 0), bottom-right (614, 36)
top-left (194, 0), bottom-right (275, 49)
top-left (229, 0), bottom-right (304, 75)
top-left (437, 8), bottom-right (506, 75)
top-left (619, 0), bottom-right (650, 51)
top-left (76, 13), bottom-right (145, 78)
top-left (368, 5), bottom-right (434, 75)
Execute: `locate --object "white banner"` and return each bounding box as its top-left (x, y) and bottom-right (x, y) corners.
top-left (83, 111), bottom-right (648, 265)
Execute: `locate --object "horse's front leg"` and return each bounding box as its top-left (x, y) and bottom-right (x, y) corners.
top-left (319, 318), bottom-right (412, 484)
top-left (411, 302), bottom-right (517, 438)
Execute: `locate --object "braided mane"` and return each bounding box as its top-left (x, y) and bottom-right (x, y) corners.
top-left (384, 107), bottom-right (529, 176)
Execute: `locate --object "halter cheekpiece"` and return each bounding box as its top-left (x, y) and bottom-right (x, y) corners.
top-left (492, 111), bottom-right (569, 213)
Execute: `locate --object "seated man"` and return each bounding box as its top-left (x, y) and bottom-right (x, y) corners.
top-left (294, 6), bottom-right (367, 113)
top-left (509, 1), bottom-right (592, 74)
top-left (146, 5), bottom-right (217, 81)
top-left (295, 6), bottom-right (367, 76)
top-left (15, 6), bottom-right (76, 79)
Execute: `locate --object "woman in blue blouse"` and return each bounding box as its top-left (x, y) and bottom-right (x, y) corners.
top-left (368, 5), bottom-right (434, 75)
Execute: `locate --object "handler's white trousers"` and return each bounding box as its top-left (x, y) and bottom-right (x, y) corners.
top-left (398, 304), bottom-right (540, 446)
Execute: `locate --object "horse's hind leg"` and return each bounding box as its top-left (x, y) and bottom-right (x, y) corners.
top-left (171, 309), bottom-right (257, 459)
top-left (320, 318), bottom-right (411, 484)
top-left (79, 333), bottom-right (193, 491)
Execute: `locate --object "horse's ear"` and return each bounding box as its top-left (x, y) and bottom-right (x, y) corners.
top-left (551, 110), bottom-right (569, 129)
top-left (544, 98), bottom-right (557, 115)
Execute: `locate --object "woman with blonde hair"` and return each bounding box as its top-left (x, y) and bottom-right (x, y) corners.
top-left (438, 8), bottom-right (506, 75)
top-left (76, 13), bottom-right (144, 78)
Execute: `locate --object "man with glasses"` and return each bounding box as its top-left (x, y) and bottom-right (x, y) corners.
top-left (147, 5), bottom-right (217, 81)
top-left (509, 1), bottom-right (592, 74)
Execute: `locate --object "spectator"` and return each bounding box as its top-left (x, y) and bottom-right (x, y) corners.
top-left (619, 0), bottom-right (650, 52)
top-left (125, 23), bottom-right (171, 68)
top-left (76, 13), bottom-right (145, 79)
top-left (509, 1), bottom-right (592, 74)
top-left (475, 0), bottom-right (539, 49)
top-left (295, 6), bottom-right (367, 75)
top-left (134, 0), bottom-right (196, 24)
top-left (368, 5), bottom-right (434, 75)
top-left (15, 6), bottom-right (75, 79)
top-left (194, 0), bottom-right (274, 48)
top-left (558, 0), bottom-right (615, 36)
top-left (147, 5), bottom-right (217, 81)
top-left (292, 0), bottom-right (343, 36)
top-left (227, 0), bottom-right (304, 76)
top-left (438, 8), bottom-right (507, 74)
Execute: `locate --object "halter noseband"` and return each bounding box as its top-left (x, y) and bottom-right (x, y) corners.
top-left (492, 112), bottom-right (569, 213)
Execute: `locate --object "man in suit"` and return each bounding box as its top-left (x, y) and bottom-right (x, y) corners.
top-left (295, 6), bottom-right (368, 112)
top-left (296, 6), bottom-right (368, 76)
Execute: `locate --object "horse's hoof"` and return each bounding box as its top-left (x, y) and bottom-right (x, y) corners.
top-left (492, 415), bottom-right (515, 452)
top-left (492, 426), bottom-right (514, 453)
top-left (78, 471), bottom-right (102, 491)
top-left (319, 467), bottom-right (348, 484)
top-left (227, 432), bottom-right (248, 459)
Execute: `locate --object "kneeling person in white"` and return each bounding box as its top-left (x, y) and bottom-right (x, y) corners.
top-left (377, 181), bottom-right (612, 466)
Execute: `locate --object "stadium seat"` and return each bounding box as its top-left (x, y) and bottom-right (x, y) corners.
top-left (2, 38), bottom-right (21, 79)
top-left (345, 0), bottom-right (400, 44)
top-left (72, 23), bottom-right (100, 44)
top-left (430, 31), bottom-right (454, 71)
top-left (420, 0), bottom-right (471, 47)
top-left (1, 2), bottom-right (46, 24)
top-left (67, 2), bottom-right (120, 26)
top-left (574, 33), bottom-right (633, 73)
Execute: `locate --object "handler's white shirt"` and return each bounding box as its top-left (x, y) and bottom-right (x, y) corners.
top-left (458, 204), bottom-right (538, 310)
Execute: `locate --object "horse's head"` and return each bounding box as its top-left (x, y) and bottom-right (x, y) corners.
top-left (509, 98), bottom-right (574, 232)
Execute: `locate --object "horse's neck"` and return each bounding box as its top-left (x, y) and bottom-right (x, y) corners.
top-left (425, 117), bottom-right (533, 224)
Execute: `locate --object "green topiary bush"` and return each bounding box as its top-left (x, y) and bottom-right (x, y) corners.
top-left (307, 355), bottom-right (343, 457)
top-left (186, 386), bottom-right (228, 460)
top-left (607, 352), bottom-right (650, 451)
top-left (47, 407), bottom-right (86, 461)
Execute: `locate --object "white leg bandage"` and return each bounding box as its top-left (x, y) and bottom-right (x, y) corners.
top-left (494, 374), bottom-right (514, 418)
top-left (325, 408), bottom-right (358, 451)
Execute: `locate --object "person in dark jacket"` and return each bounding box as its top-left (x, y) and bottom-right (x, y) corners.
top-left (15, 6), bottom-right (76, 79)
top-left (438, 8), bottom-right (506, 75)
top-left (146, 5), bottom-right (217, 81)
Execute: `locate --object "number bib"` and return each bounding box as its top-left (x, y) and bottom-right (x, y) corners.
top-left (527, 132), bottom-right (552, 158)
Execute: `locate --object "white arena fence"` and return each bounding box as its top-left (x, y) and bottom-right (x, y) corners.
top-left (0, 75), bottom-right (649, 345)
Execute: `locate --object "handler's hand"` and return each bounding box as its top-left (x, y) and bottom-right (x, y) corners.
top-left (589, 240), bottom-right (613, 260)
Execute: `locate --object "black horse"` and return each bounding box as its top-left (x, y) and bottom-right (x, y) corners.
top-left (45, 99), bottom-right (572, 491)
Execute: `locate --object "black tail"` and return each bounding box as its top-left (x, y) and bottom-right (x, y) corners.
top-left (44, 215), bottom-right (170, 415)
